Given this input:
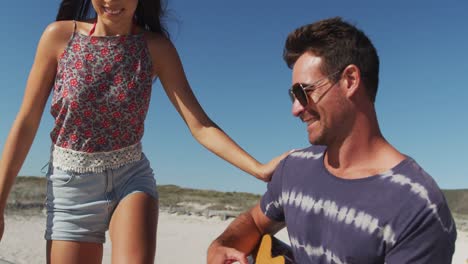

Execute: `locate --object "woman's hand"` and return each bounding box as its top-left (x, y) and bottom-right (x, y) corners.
top-left (255, 150), bottom-right (294, 182)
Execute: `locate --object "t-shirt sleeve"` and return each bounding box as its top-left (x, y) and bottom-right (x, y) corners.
top-left (385, 200), bottom-right (457, 264)
top-left (260, 157), bottom-right (287, 222)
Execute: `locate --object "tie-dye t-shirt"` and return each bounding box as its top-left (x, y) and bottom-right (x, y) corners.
top-left (260, 145), bottom-right (456, 264)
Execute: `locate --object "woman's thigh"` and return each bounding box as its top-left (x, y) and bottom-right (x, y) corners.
top-left (47, 240), bottom-right (103, 264)
top-left (109, 192), bottom-right (159, 264)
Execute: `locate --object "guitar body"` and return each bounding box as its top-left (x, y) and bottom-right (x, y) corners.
top-left (252, 234), bottom-right (295, 264)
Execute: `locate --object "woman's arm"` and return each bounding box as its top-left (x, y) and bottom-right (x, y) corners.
top-left (0, 21), bottom-right (71, 235)
top-left (147, 35), bottom-right (288, 181)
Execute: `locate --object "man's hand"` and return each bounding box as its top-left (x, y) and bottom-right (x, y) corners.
top-left (207, 242), bottom-right (249, 264)
top-left (206, 204), bottom-right (285, 264)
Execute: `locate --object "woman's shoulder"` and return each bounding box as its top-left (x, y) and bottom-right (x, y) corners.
top-left (44, 20), bottom-right (73, 35)
top-left (143, 30), bottom-right (173, 50)
top-left (43, 20), bottom-right (94, 39)
top-left (35, 21), bottom-right (75, 54)
top-left (143, 31), bottom-right (178, 71)
top-left (41, 20), bottom-right (75, 43)
top-left (39, 20), bottom-right (93, 59)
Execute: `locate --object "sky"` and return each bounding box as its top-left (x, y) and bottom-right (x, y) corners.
top-left (0, 0), bottom-right (467, 194)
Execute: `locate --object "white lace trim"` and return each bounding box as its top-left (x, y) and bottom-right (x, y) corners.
top-left (51, 142), bottom-right (142, 173)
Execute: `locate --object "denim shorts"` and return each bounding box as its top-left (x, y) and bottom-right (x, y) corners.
top-left (44, 154), bottom-right (158, 244)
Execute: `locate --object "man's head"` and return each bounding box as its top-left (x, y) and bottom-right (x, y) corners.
top-left (284, 17), bottom-right (380, 145)
top-left (284, 17), bottom-right (379, 102)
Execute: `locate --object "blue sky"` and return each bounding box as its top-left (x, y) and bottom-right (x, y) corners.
top-left (0, 0), bottom-right (467, 194)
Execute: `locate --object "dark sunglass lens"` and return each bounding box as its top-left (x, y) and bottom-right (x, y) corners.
top-left (288, 90), bottom-right (295, 103)
top-left (292, 84), bottom-right (308, 106)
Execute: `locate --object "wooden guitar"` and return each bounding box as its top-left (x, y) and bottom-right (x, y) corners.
top-left (251, 234), bottom-right (295, 264)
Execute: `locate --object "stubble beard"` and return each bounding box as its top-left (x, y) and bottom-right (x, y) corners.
top-left (308, 121), bottom-right (330, 146)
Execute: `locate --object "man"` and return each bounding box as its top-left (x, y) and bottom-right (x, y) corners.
top-left (207, 17), bottom-right (457, 264)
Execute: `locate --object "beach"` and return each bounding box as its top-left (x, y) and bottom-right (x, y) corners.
top-left (0, 212), bottom-right (287, 264)
top-left (0, 212), bottom-right (466, 264)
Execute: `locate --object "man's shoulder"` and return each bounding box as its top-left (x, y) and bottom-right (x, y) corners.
top-left (384, 157), bottom-right (455, 231)
top-left (386, 157), bottom-right (447, 202)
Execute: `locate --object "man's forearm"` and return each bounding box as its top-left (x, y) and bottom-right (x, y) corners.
top-left (211, 210), bottom-right (263, 254)
top-left (207, 204), bottom-right (285, 264)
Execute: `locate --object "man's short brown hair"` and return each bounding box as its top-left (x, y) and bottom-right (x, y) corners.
top-left (283, 17), bottom-right (380, 102)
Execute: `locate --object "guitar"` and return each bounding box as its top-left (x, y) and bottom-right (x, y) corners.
top-left (251, 234), bottom-right (295, 264)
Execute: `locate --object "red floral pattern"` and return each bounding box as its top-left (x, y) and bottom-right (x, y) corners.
top-left (50, 31), bottom-right (152, 152)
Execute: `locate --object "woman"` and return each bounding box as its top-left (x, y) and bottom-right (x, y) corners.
top-left (0, 0), bottom-right (288, 263)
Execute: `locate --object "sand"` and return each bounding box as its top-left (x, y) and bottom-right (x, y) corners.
top-left (0, 213), bottom-right (466, 263)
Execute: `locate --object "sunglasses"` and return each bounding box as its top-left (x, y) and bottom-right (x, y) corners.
top-left (288, 70), bottom-right (341, 106)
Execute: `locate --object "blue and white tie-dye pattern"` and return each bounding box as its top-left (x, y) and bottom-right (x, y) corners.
top-left (260, 145), bottom-right (456, 264)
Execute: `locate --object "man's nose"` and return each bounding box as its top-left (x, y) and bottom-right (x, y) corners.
top-left (291, 99), bottom-right (305, 117)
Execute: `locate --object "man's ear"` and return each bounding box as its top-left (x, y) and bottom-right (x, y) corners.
top-left (341, 64), bottom-right (361, 99)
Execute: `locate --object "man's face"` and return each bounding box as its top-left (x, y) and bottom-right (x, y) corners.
top-left (291, 53), bottom-right (351, 145)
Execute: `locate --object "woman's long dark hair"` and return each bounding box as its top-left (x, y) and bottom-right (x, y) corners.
top-left (55, 0), bottom-right (169, 38)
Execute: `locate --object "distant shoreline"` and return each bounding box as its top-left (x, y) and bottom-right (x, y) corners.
top-left (7, 176), bottom-right (468, 233)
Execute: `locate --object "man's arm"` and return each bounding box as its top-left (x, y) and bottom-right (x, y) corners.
top-left (207, 203), bottom-right (285, 264)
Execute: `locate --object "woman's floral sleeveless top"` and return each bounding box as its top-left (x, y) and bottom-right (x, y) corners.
top-left (50, 23), bottom-right (152, 173)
